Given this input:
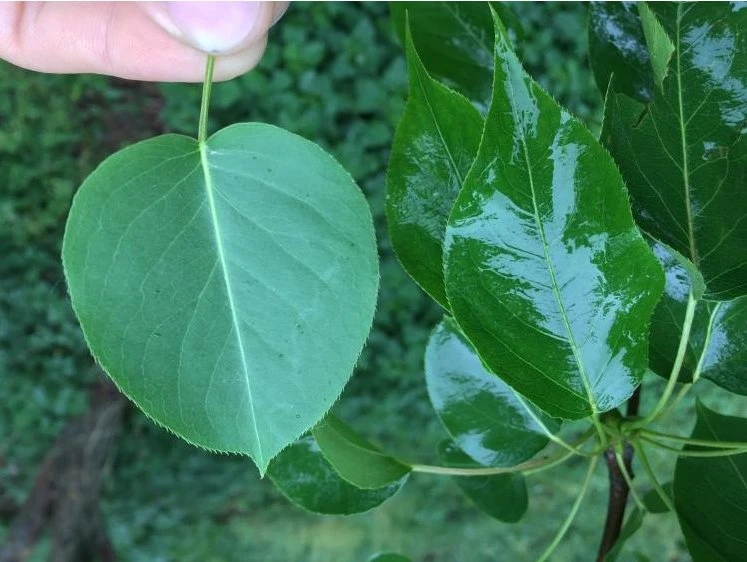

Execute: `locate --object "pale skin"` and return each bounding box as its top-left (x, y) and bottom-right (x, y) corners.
top-left (0, 2), bottom-right (289, 82)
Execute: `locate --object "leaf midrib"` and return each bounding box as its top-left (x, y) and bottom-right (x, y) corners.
top-left (675, 3), bottom-right (698, 265)
top-left (199, 140), bottom-right (264, 465)
top-left (504, 66), bottom-right (599, 413)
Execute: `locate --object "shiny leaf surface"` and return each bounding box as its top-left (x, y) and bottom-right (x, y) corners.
top-left (674, 403), bottom-right (747, 562)
top-left (444, 12), bottom-right (663, 419)
top-left (650, 241), bottom-right (747, 395)
top-left (601, 3), bottom-right (747, 299)
top-left (425, 317), bottom-right (560, 467)
top-left (438, 440), bottom-right (528, 523)
top-left (312, 415), bottom-right (411, 489)
top-left (588, 2), bottom-right (655, 103)
top-left (390, 2), bottom-right (520, 109)
top-left (267, 436), bottom-right (404, 515)
top-left (386, 27), bottom-right (483, 308)
top-left (63, 125), bottom-right (379, 474)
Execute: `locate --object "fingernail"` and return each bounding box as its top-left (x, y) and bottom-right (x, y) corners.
top-left (164, 2), bottom-right (262, 54)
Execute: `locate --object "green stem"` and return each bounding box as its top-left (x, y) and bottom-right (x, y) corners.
top-left (198, 55), bottom-right (216, 144)
top-left (640, 429), bottom-right (747, 450)
top-left (535, 456), bottom-right (599, 562)
top-left (412, 430), bottom-right (594, 477)
top-left (641, 437), bottom-right (747, 458)
top-left (634, 292), bottom-right (697, 427)
top-left (633, 442), bottom-right (674, 513)
top-left (614, 447), bottom-right (645, 511)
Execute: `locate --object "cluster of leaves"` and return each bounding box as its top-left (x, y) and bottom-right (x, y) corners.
top-left (266, 3), bottom-right (747, 561)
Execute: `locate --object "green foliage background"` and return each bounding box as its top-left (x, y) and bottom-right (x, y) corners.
top-left (1, 3), bottom-right (739, 561)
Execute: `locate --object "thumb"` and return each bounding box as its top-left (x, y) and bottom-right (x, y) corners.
top-left (143, 1), bottom-right (286, 55)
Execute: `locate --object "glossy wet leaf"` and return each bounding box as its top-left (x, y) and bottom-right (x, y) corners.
top-left (62, 124), bottom-right (379, 474)
top-left (444, 11), bottom-right (663, 419)
top-left (601, 3), bottom-right (747, 299)
top-left (425, 317), bottom-right (560, 467)
top-left (386, 26), bottom-right (483, 309)
top-left (588, 2), bottom-right (655, 103)
top-left (674, 403), bottom-right (747, 562)
top-left (267, 436), bottom-right (404, 515)
top-left (312, 415), bottom-right (411, 489)
top-left (650, 241), bottom-right (747, 395)
top-left (391, 2), bottom-right (522, 110)
top-left (438, 440), bottom-right (528, 523)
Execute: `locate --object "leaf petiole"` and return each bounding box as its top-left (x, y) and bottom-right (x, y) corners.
top-left (641, 437), bottom-right (747, 458)
top-left (640, 429), bottom-right (747, 449)
top-left (633, 291), bottom-right (697, 428)
top-left (412, 430), bottom-right (595, 477)
top-left (632, 442), bottom-right (674, 513)
top-left (198, 55), bottom-right (217, 144)
top-left (535, 456), bottom-right (599, 562)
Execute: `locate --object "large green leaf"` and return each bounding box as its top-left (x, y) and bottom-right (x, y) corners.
top-left (267, 436), bottom-right (404, 515)
top-left (439, 440), bottom-right (528, 523)
top-left (601, 3), bottom-right (747, 299)
top-left (62, 124), bottom-right (379, 474)
top-left (650, 241), bottom-right (747, 395)
top-left (443, 11), bottom-right (663, 419)
top-left (674, 403), bottom-right (747, 562)
top-left (386, 26), bottom-right (483, 309)
top-left (425, 317), bottom-right (560, 467)
top-left (390, 2), bottom-right (521, 110)
top-left (588, 2), bottom-right (655, 103)
top-left (312, 415), bottom-right (411, 489)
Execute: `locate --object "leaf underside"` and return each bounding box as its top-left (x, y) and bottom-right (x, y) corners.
top-left (63, 124), bottom-right (379, 473)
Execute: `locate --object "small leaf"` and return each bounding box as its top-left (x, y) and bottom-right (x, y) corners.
top-left (601, 3), bottom-right (747, 299)
top-left (267, 436), bottom-right (404, 515)
top-left (674, 403), bottom-right (747, 562)
top-left (390, 2), bottom-right (519, 109)
top-left (386, 24), bottom-right (483, 309)
top-left (367, 554), bottom-right (412, 562)
top-left (425, 317), bottom-right (560, 467)
top-left (63, 124), bottom-right (379, 474)
top-left (587, 2), bottom-right (655, 103)
top-left (311, 415), bottom-right (411, 489)
top-left (444, 10), bottom-right (663, 419)
top-left (637, 2), bottom-right (674, 91)
top-left (438, 440), bottom-right (528, 523)
top-left (650, 241), bottom-right (747, 395)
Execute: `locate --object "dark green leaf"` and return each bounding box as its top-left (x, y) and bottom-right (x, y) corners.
top-left (62, 125), bottom-right (379, 474)
top-left (386, 26), bottom-right (483, 309)
top-left (439, 440), bottom-right (528, 523)
top-left (367, 554), bottom-right (412, 562)
top-left (267, 436), bottom-right (404, 515)
top-left (312, 415), bottom-right (411, 489)
top-left (390, 2), bottom-right (520, 109)
top-left (674, 403), bottom-right (747, 562)
top-left (425, 317), bottom-right (560, 467)
top-left (650, 241), bottom-right (747, 395)
top-left (601, 3), bottom-right (747, 299)
top-left (444, 11), bottom-right (663, 419)
top-left (588, 2), bottom-right (655, 103)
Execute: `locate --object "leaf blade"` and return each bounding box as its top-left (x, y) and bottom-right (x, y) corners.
top-left (63, 125), bottom-right (379, 473)
top-left (444, 11), bottom-right (663, 419)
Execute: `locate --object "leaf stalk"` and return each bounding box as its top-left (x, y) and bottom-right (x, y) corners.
top-left (198, 55), bottom-right (217, 144)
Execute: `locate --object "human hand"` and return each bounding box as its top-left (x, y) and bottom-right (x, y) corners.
top-left (0, 1), bottom-right (288, 82)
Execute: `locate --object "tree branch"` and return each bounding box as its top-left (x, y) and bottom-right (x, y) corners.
top-left (595, 387), bottom-right (641, 561)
